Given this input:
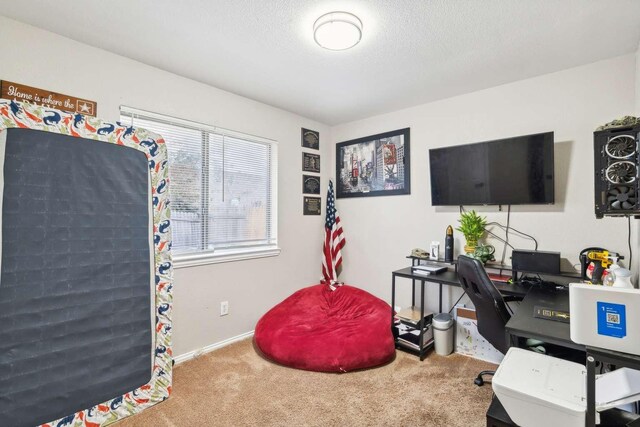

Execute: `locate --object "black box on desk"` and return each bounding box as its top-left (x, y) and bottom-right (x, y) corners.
top-left (511, 250), bottom-right (560, 275)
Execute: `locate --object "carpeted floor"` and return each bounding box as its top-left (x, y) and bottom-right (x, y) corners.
top-left (116, 338), bottom-right (496, 426)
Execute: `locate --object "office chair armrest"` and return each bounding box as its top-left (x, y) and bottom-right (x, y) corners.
top-left (503, 295), bottom-right (524, 303)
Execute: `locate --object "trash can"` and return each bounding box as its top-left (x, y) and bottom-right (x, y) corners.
top-left (432, 313), bottom-right (455, 356)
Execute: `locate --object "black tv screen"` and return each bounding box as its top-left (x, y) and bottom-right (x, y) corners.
top-left (429, 132), bottom-right (554, 206)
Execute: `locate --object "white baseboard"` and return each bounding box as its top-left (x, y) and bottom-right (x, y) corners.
top-left (173, 330), bottom-right (255, 365)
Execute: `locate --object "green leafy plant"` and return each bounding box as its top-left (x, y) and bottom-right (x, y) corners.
top-left (470, 244), bottom-right (496, 264)
top-left (456, 210), bottom-right (487, 248)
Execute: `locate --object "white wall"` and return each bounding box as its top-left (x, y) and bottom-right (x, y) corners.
top-left (331, 55), bottom-right (638, 312)
top-left (2, 14), bottom-right (639, 356)
top-left (637, 42), bottom-right (640, 114)
top-left (0, 16), bottom-right (331, 357)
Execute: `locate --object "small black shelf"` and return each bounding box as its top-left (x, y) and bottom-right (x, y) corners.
top-left (392, 316), bottom-right (434, 358)
top-left (406, 255), bottom-right (457, 265)
top-left (392, 266), bottom-right (448, 361)
top-left (395, 338), bottom-right (434, 355)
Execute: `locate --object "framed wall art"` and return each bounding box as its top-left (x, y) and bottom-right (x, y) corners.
top-left (303, 196), bottom-right (321, 215)
top-left (335, 128), bottom-right (410, 198)
top-left (302, 152), bottom-right (320, 173)
top-left (303, 174), bottom-right (321, 194)
top-left (301, 128), bottom-right (319, 150)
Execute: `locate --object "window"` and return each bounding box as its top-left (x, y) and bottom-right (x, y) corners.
top-left (120, 107), bottom-right (278, 266)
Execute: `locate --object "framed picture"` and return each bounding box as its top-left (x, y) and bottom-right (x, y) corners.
top-left (301, 128), bottom-right (319, 150)
top-left (335, 128), bottom-right (410, 198)
top-left (302, 175), bottom-right (321, 194)
top-left (302, 152), bottom-right (320, 173)
top-left (303, 196), bottom-right (321, 215)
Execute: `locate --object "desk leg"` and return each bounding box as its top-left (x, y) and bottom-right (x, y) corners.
top-left (439, 283), bottom-right (443, 314)
top-left (506, 331), bottom-right (515, 349)
top-left (412, 259), bottom-right (417, 307)
top-left (412, 279), bottom-right (416, 307)
top-left (586, 355), bottom-right (596, 427)
top-left (420, 280), bottom-right (426, 361)
top-left (391, 274), bottom-right (396, 326)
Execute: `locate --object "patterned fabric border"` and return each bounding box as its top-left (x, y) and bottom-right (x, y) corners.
top-left (0, 99), bottom-right (173, 427)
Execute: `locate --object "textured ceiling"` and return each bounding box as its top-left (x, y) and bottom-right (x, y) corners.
top-left (2, 0), bottom-right (640, 125)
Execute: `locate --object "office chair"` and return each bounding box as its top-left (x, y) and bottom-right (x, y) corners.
top-left (457, 255), bottom-right (523, 386)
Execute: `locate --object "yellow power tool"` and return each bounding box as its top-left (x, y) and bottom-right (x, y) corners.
top-left (582, 249), bottom-right (623, 284)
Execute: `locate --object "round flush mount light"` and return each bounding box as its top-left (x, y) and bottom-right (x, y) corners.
top-left (313, 11), bottom-right (363, 51)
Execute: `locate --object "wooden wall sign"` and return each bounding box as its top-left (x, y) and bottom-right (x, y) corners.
top-left (1, 80), bottom-right (97, 117)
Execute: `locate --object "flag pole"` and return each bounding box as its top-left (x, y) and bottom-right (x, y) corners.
top-left (322, 180), bottom-right (346, 291)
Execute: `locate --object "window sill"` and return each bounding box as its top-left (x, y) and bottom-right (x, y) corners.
top-left (173, 246), bottom-right (281, 269)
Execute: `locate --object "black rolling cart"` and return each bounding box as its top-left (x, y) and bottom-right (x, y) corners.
top-left (391, 257), bottom-right (458, 361)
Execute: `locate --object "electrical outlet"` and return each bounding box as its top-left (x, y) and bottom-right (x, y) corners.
top-left (220, 301), bottom-right (229, 316)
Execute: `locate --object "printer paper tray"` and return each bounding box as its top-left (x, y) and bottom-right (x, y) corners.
top-left (594, 368), bottom-right (640, 411)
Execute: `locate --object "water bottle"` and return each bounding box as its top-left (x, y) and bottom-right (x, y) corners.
top-left (445, 225), bottom-right (454, 262)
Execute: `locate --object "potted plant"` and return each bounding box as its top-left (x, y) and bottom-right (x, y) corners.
top-left (470, 244), bottom-right (496, 264)
top-left (456, 210), bottom-right (487, 254)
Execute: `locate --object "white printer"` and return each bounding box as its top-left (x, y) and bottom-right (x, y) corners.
top-left (493, 348), bottom-right (640, 427)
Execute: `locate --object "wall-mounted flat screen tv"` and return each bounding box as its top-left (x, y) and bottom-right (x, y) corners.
top-left (429, 132), bottom-right (554, 206)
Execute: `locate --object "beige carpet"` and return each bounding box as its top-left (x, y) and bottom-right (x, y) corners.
top-left (116, 339), bottom-right (496, 426)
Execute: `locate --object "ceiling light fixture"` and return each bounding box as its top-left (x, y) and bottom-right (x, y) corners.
top-left (313, 11), bottom-right (363, 51)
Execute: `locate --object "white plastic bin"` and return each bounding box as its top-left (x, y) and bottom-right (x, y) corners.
top-left (432, 313), bottom-right (454, 356)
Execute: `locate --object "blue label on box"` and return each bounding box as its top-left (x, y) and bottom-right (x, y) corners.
top-left (597, 302), bottom-right (626, 338)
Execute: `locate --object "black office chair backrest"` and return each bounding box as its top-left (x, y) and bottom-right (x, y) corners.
top-left (457, 255), bottom-right (511, 354)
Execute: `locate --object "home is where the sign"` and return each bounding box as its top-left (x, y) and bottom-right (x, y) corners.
top-left (1, 80), bottom-right (96, 116)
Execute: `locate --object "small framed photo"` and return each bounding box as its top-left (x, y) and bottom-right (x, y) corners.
top-left (303, 175), bottom-right (321, 194)
top-left (303, 196), bottom-right (321, 215)
top-left (302, 152), bottom-right (320, 173)
top-left (301, 128), bottom-right (320, 150)
top-left (335, 128), bottom-right (410, 199)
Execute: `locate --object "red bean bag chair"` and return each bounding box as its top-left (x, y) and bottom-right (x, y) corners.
top-left (254, 284), bottom-right (395, 372)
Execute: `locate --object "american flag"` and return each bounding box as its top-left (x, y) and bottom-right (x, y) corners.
top-left (322, 180), bottom-right (346, 290)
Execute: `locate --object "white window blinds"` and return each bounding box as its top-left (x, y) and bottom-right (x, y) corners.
top-left (120, 107), bottom-right (277, 261)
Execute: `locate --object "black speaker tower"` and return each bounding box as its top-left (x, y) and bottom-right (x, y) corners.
top-left (594, 124), bottom-right (640, 218)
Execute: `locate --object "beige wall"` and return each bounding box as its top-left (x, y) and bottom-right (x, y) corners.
top-left (0, 16), bottom-right (331, 357)
top-left (331, 55), bottom-right (638, 311)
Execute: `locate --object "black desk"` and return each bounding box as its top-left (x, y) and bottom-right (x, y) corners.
top-left (486, 395), bottom-right (516, 427)
top-left (392, 267), bottom-right (460, 314)
top-left (392, 267), bottom-right (530, 313)
top-left (391, 267), bottom-right (531, 360)
top-left (494, 281), bottom-right (532, 298)
top-left (505, 286), bottom-right (585, 351)
top-left (395, 267), bottom-right (582, 352)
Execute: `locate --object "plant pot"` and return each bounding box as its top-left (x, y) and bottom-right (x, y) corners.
top-left (464, 239), bottom-right (478, 254)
